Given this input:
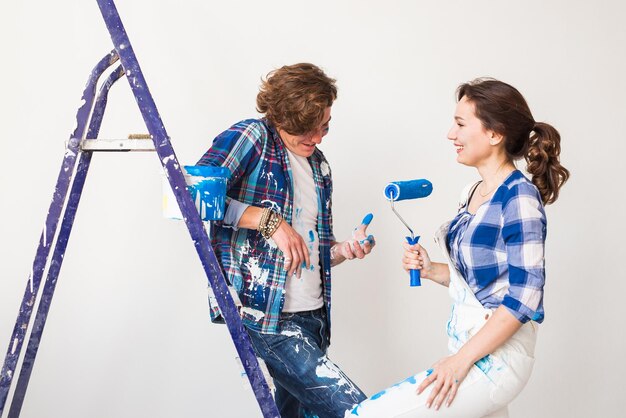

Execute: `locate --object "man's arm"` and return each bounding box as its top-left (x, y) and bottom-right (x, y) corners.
top-left (221, 199), bottom-right (249, 230)
top-left (237, 205), bottom-right (312, 279)
top-left (236, 205), bottom-right (263, 230)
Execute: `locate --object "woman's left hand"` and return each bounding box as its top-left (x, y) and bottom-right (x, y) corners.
top-left (416, 354), bottom-right (473, 410)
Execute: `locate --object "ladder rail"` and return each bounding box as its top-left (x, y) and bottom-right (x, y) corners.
top-left (95, 1), bottom-right (280, 416)
top-left (3, 1), bottom-right (282, 415)
top-left (0, 51), bottom-right (119, 415)
top-left (7, 65), bottom-right (126, 418)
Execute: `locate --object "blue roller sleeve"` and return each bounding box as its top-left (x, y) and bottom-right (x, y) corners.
top-left (384, 179), bottom-right (433, 201)
top-left (406, 236), bottom-right (421, 286)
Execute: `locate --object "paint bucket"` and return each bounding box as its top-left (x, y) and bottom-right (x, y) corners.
top-left (162, 165), bottom-right (229, 221)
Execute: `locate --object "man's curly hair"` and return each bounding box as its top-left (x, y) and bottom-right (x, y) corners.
top-left (256, 63), bottom-right (337, 135)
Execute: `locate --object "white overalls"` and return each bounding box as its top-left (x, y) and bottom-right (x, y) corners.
top-left (348, 219), bottom-right (538, 418)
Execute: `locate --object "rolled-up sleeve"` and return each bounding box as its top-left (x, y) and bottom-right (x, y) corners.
top-left (501, 184), bottom-right (547, 323)
top-left (222, 198), bottom-right (249, 230)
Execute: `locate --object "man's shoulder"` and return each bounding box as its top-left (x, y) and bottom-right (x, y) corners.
top-left (215, 119), bottom-right (276, 150)
top-left (228, 118), bottom-right (271, 136)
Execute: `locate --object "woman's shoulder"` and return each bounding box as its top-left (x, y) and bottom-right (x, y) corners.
top-left (499, 170), bottom-right (542, 207)
top-left (497, 171), bottom-right (546, 224)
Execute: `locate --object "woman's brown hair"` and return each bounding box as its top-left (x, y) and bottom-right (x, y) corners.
top-left (457, 78), bottom-right (569, 205)
top-left (257, 63), bottom-right (337, 135)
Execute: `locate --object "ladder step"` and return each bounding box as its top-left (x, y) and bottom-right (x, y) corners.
top-left (80, 138), bottom-right (155, 152)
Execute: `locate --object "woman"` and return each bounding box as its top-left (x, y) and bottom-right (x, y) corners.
top-left (349, 79), bottom-right (569, 418)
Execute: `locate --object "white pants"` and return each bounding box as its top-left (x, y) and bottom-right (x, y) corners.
top-left (348, 365), bottom-right (511, 418)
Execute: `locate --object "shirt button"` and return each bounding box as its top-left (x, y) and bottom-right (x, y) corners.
top-left (484, 314), bottom-right (490, 320)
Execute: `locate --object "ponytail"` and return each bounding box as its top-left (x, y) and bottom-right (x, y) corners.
top-left (526, 122), bottom-right (570, 205)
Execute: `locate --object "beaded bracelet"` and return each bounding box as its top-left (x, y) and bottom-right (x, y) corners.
top-left (259, 207), bottom-right (272, 233)
top-left (260, 209), bottom-right (282, 239)
top-left (263, 211), bottom-right (282, 239)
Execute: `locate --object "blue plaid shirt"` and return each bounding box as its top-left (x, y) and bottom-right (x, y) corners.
top-left (447, 170), bottom-right (547, 323)
top-left (197, 119), bottom-right (334, 334)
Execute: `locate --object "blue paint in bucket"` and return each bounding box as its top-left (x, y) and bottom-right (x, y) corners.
top-left (183, 165), bottom-right (229, 221)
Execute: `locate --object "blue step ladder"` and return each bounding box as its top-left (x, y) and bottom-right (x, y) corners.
top-left (0, 1), bottom-right (279, 416)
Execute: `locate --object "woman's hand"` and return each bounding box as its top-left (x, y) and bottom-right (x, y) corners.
top-left (271, 221), bottom-right (311, 278)
top-left (417, 354), bottom-right (473, 410)
top-left (402, 242), bottom-right (432, 277)
top-left (402, 243), bottom-right (450, 286)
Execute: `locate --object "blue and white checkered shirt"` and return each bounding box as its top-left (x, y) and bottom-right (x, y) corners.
top-left (447, 170), bottom-right (547, 323)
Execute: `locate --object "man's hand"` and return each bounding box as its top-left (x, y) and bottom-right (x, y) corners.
top-left (330, 213), bottom-right (376, 266)
top-left (271, 221), bottom-right (311, 278)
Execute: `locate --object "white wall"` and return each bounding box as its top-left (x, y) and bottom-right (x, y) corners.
top-left (1, 1), bottom-right (624, 417)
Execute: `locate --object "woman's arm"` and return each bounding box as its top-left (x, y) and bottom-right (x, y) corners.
top-left (455, 305), bottom-right (522, 366)
top-left (420, 262), bottom-right (450, 287)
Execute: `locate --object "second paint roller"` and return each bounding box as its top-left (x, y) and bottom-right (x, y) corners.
top-left (384, 179), bottom-right (433, 286)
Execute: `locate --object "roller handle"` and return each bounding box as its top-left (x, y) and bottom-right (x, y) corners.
top-left (406, 236), bottom-right (421, 286)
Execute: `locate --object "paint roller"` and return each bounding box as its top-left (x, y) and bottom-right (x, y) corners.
top-left (384, 179), bottom-right (433, 286)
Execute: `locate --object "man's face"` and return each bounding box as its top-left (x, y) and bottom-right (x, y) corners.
top-left (278, 107), bottom-right (332, 157)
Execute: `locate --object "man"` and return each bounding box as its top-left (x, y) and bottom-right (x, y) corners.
top-left (198, 63), bottom-right (374, 418)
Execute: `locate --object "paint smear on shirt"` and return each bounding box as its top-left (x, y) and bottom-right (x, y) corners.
top-left (239, 240), bottom-right (270, 290)
top-left (244, 256), bottom-right (269, 289)
top-left (241, 307), bottom-right (266, 321)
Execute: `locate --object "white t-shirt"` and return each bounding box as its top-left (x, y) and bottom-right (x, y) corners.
top-left (282, 149), bottom-right (323, 312)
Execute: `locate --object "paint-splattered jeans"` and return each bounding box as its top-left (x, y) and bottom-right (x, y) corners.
top-left (246, 308), bottom-right (367, 418)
